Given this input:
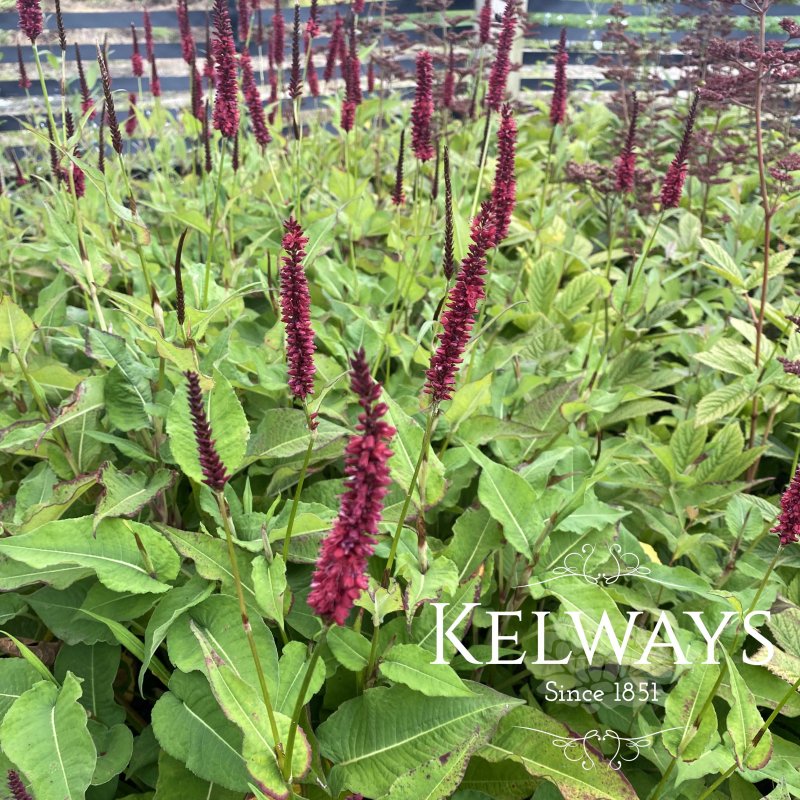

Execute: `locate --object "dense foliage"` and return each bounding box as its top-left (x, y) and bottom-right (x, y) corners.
top-left (0, 1), bottom-right (800, 799)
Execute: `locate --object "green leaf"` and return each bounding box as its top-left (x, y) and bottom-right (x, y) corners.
top-left (694, 339), bottom-right (755, 377)
top-left (252, 554), bottom-right (287, 627)
top-left (167, 594), bottom-right (278, 696)
top-left (327, 626), bottom-right (371, 671)
top-left (151, 670), bottom-right (251, 792)
top-left (0, 659), bottom-right (42, 722)
top-left (0, 295), bottom-right (36, 356)
top-left (89, 721), bottom-right (134, 785)
top-left (383, 396), bottom-right (445, 508)
top-left (95, 463), bottom-right (175, 529)
top-left (663, 662), bottom-right (720, 760)
top-left (167, 370), bottom-right (250, 483)
top-left (274, 640), bottom-right (326, 715)
top-left (140, 576), bottom-right (215, 694)
top-left (54, 643), bottom-right (125, 726)
top-left (0, 629), bottom-right (58, 684)
top-left (0, 517), bottom-right (179, 594)
top-left (670, 421), bottom-right (707, 473)
top-left (318, 682), bottom-right (520, 797)
top-left (723, 651), bottom-right (773, 770)
top-left (443, 507), bottom-right (501, 582)
top-left (193, 624), bottom-right (309, 795)
top-left (0, 673), bottom-right (97, 800)
top-left (160, 526), bottom-right (259, 607)
top-left (462, 443), bottom-right (539, 558)
top-left (384, 731), bottom-right (484, 800)
top-left (695, 379), bottom-right (752, 426)
top-left (481, 705), bottom-right (639, 800)
top-left (699, 237), bottom-right (744, 287)
top-left (244, 408), bottom-right (347, 465)
top-left (154, 751), bottom-right (242, 800)
top-left (379, 643), bottom-right (473, 697)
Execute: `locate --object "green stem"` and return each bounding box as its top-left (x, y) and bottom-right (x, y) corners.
top-left (470, 111), bottom-right (493, 221)
top-left (203, 140), bottom-right (227, 307)
top-left (282, 414), bottom-right (317, 561)
top-left (215, 491), bottom-right (284, 769)
top-left (383, 409), bottom-right (438, 584)
top-left (282, 626), bottom-right (327, 781)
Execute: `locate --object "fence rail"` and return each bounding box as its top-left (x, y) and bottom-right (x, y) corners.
top-left (0, 0), bottom-right (787, 133)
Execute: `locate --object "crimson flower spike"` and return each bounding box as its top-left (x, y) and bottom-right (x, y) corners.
top-left (16, 0), bottom-right (42, 43)
top-left (443, 45), bottom-right (455, 109)
top-left (150, 55), bottom-right (161, 96)
top-left (353, 0), bottom-right (365, 13)
top-left (279, 217), bottom-right (317, 400)
top-left (177, 0), bottom-right (195, 62)
top-left (239, 0), bottom-right (250, 42)
top-left (125, 92), bottom-right (138, 136)
top-left (772, 462), bottom-right (800, 547)
top-left (190, 58), bottom-right (204, 120)
top-left (98, 103), bottom-right (106, 172)
top-left (425, 202), bottom-right (496, 404)
top-left (411, 50), bottom-right (434, 161)
top-left (273, 0), bottom-right (285, 65)
top-left (204, 15), bottom-right (216, 86)
top-left (549, 26), bottom-right (568, 126)
top-left (288, 3), bottom-right (303, 100)
top-left (443, 145), bottom-right (454, 280)
top-left (17, 44), bottom-right (30, 89)
top-left (391, 128), bottom-right (405, 206)
top-left (307, 50), bottom-right (319, 96)
top-left (241, 49), bottom-right (271, 146)
top-left (486, 0), bottom-right (515, 112)
top-left (346, 20), bottom-right (361, 106)
top-left (305, 0), bottom-right (319, 40)
top-left (185, 371), bottom-right (230, 491)
top-left (478, 1), bottom-right (492, 45)
top-left (54, 0), bottom-right (66, 51)
top-left (324, 13), bottom-right (343, 83)
top-left (367, 57), bottom-right (374, 93)
top-left (307, 349), bottom-right (396, 626)
top-left (143, 8), bottom-right (155, 61)
top-left (212, 0), bottom-right (239, 138)
top-left (75, 45), bottom-right (95, 117)
top-left (7, 771), bottom-right (33, 800)
top-left (203, 100), bottom-right (213, 173)
top-left (131, 24), bottom-right (144, 77)
top-left (97, 48), bottom-right (123, 155)
top-left (490, 103), bottom-right (517, 246)
top-left (660, 90), bottom-right (700, 209)
top-left (614, 91), bottom-right (638, 193)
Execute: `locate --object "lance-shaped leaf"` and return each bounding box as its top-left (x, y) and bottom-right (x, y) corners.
top-left (318, 682), bottom-right (520, 797)
top-left (0, 673), bottom-right (97, 800)
top-left (95, 463), bottom-right (175, 529)
top-left (663, 661), bottom-right (720, 760)
top-left (0, 517), bottom-right (179, 594)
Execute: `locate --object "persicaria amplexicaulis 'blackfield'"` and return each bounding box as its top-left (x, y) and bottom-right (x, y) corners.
top-left (660, 91), bottom-right (700, 209)
top-left (185, 371), bottom-right (230, 491)
top-left (549, 27), bottom-right (568, 126)
top-left (411, 51), bottom-right (434, 161)
top-left (307, 349), bottom-right (395, 626)
top-left (490, 103), bottom-right (517, 245)
top-left (211, 0), bottom-right (239, 138)
top-left (17, 0), bottom-right (42, 43)
top-left (614, 91), bottom-right (638, 193)
top-left (391, 128), bottom-right (405, 206)
top-left (487, 0), bottom-right (516, 112)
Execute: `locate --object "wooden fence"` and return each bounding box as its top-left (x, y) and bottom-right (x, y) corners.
top-left (0, 0), bottom-right (795, 131)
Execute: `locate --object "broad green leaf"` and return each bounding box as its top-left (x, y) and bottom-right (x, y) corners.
top-left (481, 705), bottom-right (639, 800)
top-left (0, 659), bottom-right (41, 722)
top-left (18, 472), bottom-right (99, 532)
top-left (384, 731), bottom-right (483, 800)
top-left (151, 670), bottom-right (250, 792)
top-left (671, 420), bottom-right (707, 473)
top-left (160, 526), bottom-right (258, 607)
top-left (154, 751), bottom-right (242, 800)
top-left (54, 643), bottom-right (125, 726)
top-left (244, 408), bottom-right (347, 465)
top-left (318, 682), bottom-right (520, 797)
top-left (327, 626), bottom-right (371, 671)
top-left (0, 295), bottom-right (35, 356)
top-left (0, 517), bottom-right (179, 594)
top-left (699, 237), bottom-right (744, 287)
top-left (443, 507), bottom-right (501, 582)
top-left (663, 662), bottom-right (720, 760)
top-left (95, 463), bottom-right (175, 529)
top-left (695, 379), bottom-right (752, 426)
top-left (0, 673), bottom-right (97, 800)
top-left (463, 443), bottom-right (538, 558)
top-left (444, 373), bottom-right (493, 429)
top-left (167, 594), bottom-right (279, 696)
top-left (694, 339), bottom-right (755, 377)
top-left (193, 625), bottom-right (309, 794)
top-left (274, 640), bottom-right (326, 715)
top-left (252, 554), bottom-right (287, 627)
top-left (140, 575), bottom-right (215, 694)
top-left (89, 720), bottom-right (134, 785)
top-left (383, 396), bottom-right (446, 508)
top-left (167, 370), bottom-right (250, 483)
top-left (379, 643), bottom-right (473, 697)
top-left (723, 651), bottom-right (773, 770)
